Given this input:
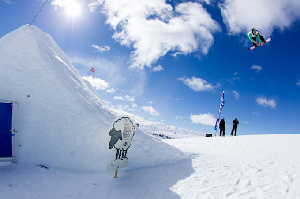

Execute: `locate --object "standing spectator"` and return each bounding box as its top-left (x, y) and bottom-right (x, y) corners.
top-left (231, 118), bottom-right (239, 136)
top-left (219, 118), bottom-right (225, 137)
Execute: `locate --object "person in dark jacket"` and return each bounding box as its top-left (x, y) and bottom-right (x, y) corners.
top-left (219, 118), bottom-right (225, 137)
top-left (230, 118), bottom-right (239, 136)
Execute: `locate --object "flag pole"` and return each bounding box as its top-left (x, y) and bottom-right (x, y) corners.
top-left (214, 91), bottom-right (225, 137)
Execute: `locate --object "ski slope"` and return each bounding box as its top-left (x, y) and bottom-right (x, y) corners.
top-left (167, 135), bottom-right (300, 198)
top-left (1, 134), bottom-right (300, 199)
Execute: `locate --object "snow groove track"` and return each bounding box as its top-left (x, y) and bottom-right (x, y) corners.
top-left (166, 134), bottom-right (300, 199)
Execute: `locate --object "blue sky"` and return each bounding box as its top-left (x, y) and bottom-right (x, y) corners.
top-left (1, 0), bottom-right (300, 135)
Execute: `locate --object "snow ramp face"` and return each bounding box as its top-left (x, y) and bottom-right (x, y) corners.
top-left (0, 25), bottom-right (187, 171)
top-left (0, 25), bottom-right (115, 171)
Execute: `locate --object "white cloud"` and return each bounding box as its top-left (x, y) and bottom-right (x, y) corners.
top-left (90, 0), bottom-right (220, 69)
top-left (233, 90), bottom-right (240, 100)
top-left (82, 76), bottom-right (109, 90)
top-left (116, 104), bottom-right (126, 110)
top-left (296, 79), bottom-right (300, 87)
top-left (152, 65), bottom-right (163, 72)
top-left (190, 113), bottom-right (216, 126)
top-left (106, 88), bottom-right (116, 93)
top-left (115, 104), bottom-right (135, 112)
top-left (112, 95), bottom-right (135, 101)
top-left (255, 97), bottom-right (276, 109)
top-left (110, 106), bottom-right (204, 136)
top-left (125, 95), bottom-right (135, 102)
top-left (114, 96), bottom-right (124, 101)
top-left (178, 77), bottom-right (214, 91)
top-left (141, 106), bottom-right (159, 116)
top-left (132, 103), bottom-right (138, 108)
top-left (2, 0), bottom-right (13, 4)
top-left (175, 116), bottom-right (185, 120)
top-left (220, 0), bottom-right (300, 36)
top-left (88, 0), bottom-right (103, 12)
top-left (243, 121), bottom-right (250, 124)
top-left (91, 44), bottom-right (111, 52)
top-left (51, 0), bottom-right (74, 8)
top-left (252, 111), bottom-right (260, 116)
top-left (68, 53), bottom-right (147, 95)
top-left (197, 0), bottom-right (210, 4)
top-left (251, 65), bottom-right (262, 73)
top-left (147, 101), bottom-right (153, 105)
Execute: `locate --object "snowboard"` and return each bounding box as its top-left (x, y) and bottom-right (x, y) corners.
top-left (248, 38), bottom-right (271, 51)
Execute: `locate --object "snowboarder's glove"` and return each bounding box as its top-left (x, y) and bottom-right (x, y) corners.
top-left (254, 41), bottom-right (257, 44)
top-left (260, 43), bottom-right (264, 46)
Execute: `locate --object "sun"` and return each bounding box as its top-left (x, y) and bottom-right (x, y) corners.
top-left (65, 1), bottom-right (81, 18)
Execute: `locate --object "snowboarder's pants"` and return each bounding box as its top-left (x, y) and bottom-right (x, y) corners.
top-left (231, 128), bottom-right (237, 136)
top-left (252, 35), bottom-right (266, 46)
top-left (220, 129), bottom-right (225, 137)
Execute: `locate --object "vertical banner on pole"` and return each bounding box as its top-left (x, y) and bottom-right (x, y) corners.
top-left (214, 91), bottom-right (225, 134)
top-left (107, 116), bottom-right (135, 177)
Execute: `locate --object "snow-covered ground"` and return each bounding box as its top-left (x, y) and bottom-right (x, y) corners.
top-left (1, 134), bottom-right (300, 199)
top-left (1, 25), bottom-right (299, 199)
top-left (167, 134), bottom-right (300, 199)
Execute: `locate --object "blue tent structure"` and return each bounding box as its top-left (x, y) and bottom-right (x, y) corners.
top-left (0, 100), bottom-right (18, 163)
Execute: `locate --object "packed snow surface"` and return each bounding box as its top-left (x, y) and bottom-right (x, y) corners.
top-left (0, 25), bottom-right (187, 171)
top-left (1, 134), bottom-right (300, 198)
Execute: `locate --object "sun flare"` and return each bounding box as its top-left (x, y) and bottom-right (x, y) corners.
top-left (65, 1), bottom-right (81, 18)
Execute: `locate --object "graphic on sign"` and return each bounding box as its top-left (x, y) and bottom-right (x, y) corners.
top-left (107, 116), bottom-right (135, 171)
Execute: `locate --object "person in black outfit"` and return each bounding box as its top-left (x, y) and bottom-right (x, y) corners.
top-left (219, 118), bottom-right (225, 137)
top-left (230, 118), bottom-right (239, 136)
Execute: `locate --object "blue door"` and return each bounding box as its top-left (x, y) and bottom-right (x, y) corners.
top-left (0, 102), bottom-right (13, 158)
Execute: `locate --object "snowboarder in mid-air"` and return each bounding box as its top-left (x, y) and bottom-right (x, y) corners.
top-left (248, 28), bottom-right (266, 47)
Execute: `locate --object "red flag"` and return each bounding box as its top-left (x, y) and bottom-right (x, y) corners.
top-left (90, 67), bottom-right (95, 73)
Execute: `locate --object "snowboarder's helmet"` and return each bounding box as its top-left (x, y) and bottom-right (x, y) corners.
top-left (252, 28), bottom-right (257, 34)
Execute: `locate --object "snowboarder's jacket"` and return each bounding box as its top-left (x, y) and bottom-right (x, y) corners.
top-left (247, 31), bottom-right (263, 43)
top-left (233, 118), bottom-right (239, 129)
top-left (219, 119), bottom-right (225, 130)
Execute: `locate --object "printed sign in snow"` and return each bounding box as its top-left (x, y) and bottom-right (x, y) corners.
top-left (107, 116), bottom-right (135, 171)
